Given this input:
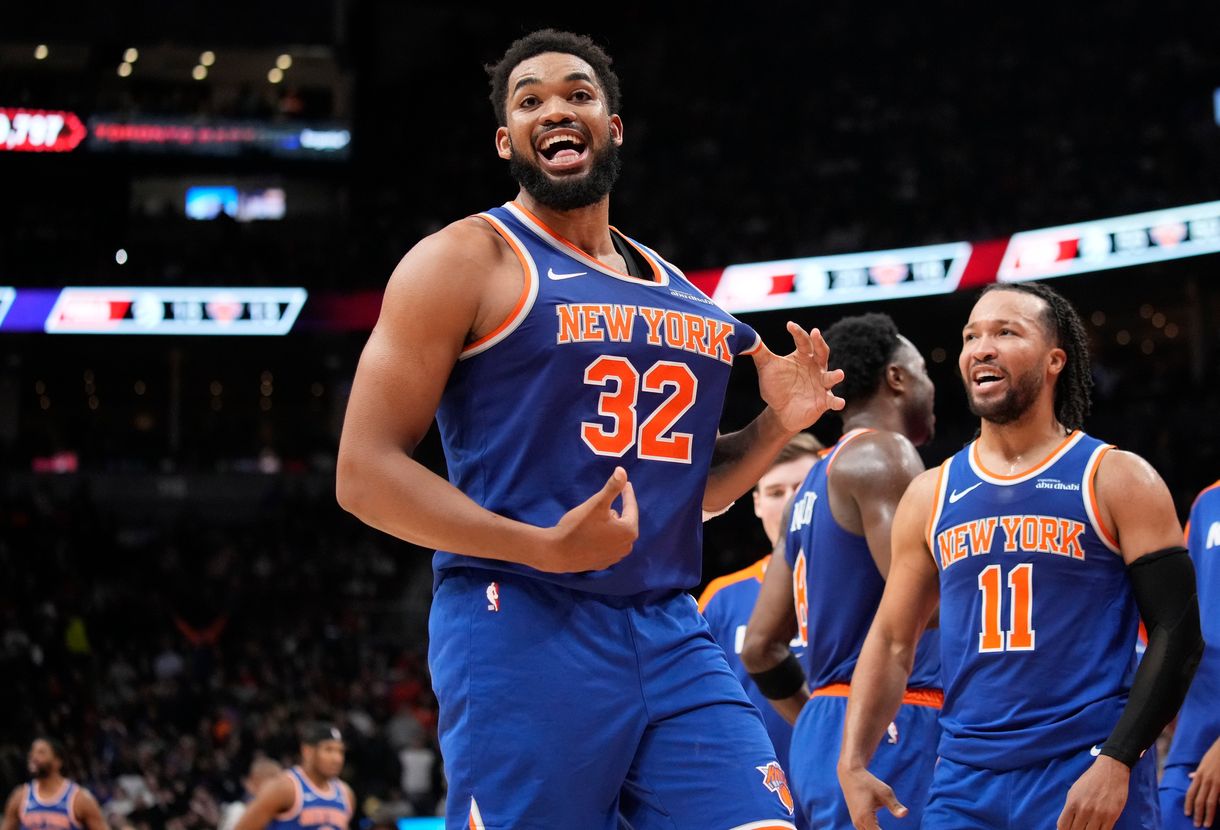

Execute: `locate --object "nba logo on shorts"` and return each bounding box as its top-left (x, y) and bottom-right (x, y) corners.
top-left (887, 721), bottom-right (900, 744)
top-left (486, 582), bottom-right (499, 612)
top-left (756, 761), bottom-right (794, 815)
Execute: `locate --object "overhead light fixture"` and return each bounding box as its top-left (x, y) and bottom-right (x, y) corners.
top-left (118, 62), bottom-right (133, 78)
top-left (268, 67), bottom-right (284, 84)
top-left (34, 44), bottom-right (49, 60)
top-left (124, 47), bottom-right (139, 63)
top-left (276, 54), bottom-right (292, 70)
top-left (192, 65), bottom-right (208, 80)
top-left (200, 50), bottom-right (215, 67)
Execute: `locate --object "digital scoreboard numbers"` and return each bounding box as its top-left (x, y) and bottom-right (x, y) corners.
top-left (44, 288), bottom-right (307, 335)
top-left (0, 108), bottom-right (88, 152)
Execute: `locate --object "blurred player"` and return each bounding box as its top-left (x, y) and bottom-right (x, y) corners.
top-left (234, 723), bottom-right (353, 830)
top-left (336, 27), bottom-right (844, 830)
top-left (838, 282), bottom-right (1203, 830)
top-left (219, 758), bottom-right (284, 830)
top-left (1, 738), bottom-right (107, 830)
top-left (1160, 479), bottom-right (1219, 830)
top-left (741, 313), bottom-right (941, 829)
top-left (697, 431), bottom-right (822, 776)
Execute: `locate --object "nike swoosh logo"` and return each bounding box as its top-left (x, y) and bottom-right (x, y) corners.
top-left (1090, 745), bottom-right (1102, 757)
top-left (547, 267), bottom-right (588, 280)
top-left (948, 482), bottom-right (982, 504)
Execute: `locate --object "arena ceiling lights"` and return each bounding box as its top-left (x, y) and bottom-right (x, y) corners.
top-left (692, 198), bottom-right (1220, 314)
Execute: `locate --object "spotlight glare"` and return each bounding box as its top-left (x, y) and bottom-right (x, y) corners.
top-left (276, 54), bottom-right (292, 70)
top-left (200, 50), bottom-right (215, 66)
top-left (124, 47), bottom-right (139, 63)
top-left (117, 62), bottom-right (133, 78)
top-left (34, 44), bottom-right (49, 60)
top-left (192, 65), bottom-right (208, 80)
top-left (268, 67), bottom-right (284, 84)
top-left (115, 248), bottom-right (128, 265)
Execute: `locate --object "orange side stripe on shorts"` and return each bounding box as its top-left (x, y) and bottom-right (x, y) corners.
top-left (810, 682), bottom-right (944, 709)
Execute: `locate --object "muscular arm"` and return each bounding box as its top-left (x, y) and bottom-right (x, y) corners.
top-left (2, 787), bottom-right (22, 830)
top-left (838, 469), bottom-right (941, 827)
top-left (336, 220), bottom-right (636, 574)
top-left (73, 789), bottom-right (108, 830)
top-left (704, 410), bottom-right (799, 513)
top-left (233, 774), bottom-right (296, 830)
top-left (741, 499), bottom-right (808, 724)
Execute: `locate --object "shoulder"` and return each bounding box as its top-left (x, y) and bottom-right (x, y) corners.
top-left (831, 431), bottom-right (922, 481)
top-left (5, 785), bottom-right (24, 811)
top-left (697, 558), bottom-right (764, 613)
top-left (899, 466), bottom-right (945, 512)
top-left (388, 217), bottom-right (512, 290)
top-left (1093, 448), bottom-right (1169, 501)
top-left (71, 786), bottom-right (102, 817)
top-left (340, 781), bottom-right (356, 810)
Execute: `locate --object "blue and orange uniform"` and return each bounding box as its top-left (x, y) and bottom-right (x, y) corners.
top-left (18, 780), bottom-right (80, 830)
top-left (267, 767), bottom-right (351, 830)
top-left (698, 555), bottom-right (804, 774)
top-left (783, 429), bottom-right (942, 829)
top-left (1159, 479), bottom-right (1220, 830)
top-left (428, 202), bottom-right (798, 830)
top-left (921, 430), bottom-right (1158, 829)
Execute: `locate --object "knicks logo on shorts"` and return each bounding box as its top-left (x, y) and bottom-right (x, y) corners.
top-left (486, 582), bottom-right (499, 612)
top-left (756, 761), bottom-right (794, 815)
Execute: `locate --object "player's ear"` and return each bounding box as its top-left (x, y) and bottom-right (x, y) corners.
top-left (610, 115), bottom-right (623, 146)
top-left (1047, 347), bottom-right (1066, 377)
top-left (496, 127), bottom-right (512, 160)
top-left (886, 363), bottom-right (905, 393)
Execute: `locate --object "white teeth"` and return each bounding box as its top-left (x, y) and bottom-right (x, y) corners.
top-left (541, 133), bottom-right (584, 149)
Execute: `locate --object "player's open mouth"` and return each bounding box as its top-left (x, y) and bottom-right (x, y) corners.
top-left (971, 367), bottom-right (1005, 388)
top-left (536, 130), bottom-right (589, 172)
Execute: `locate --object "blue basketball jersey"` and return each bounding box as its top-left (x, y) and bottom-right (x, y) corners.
top-left (1165, 479), bottom-right (1220, 768)
top-left (434, 202), bottom-right (761, 595)
top-left (927, 430), bottom-right (1138, 770)
top-left (18, 780), bottom-right (79, 830)
top-left (784, 430), bottom-right (941, 690)
top-left (698, 556), bottom-right (801, 771)
top-left (268, 767), bottom-right (351, 830)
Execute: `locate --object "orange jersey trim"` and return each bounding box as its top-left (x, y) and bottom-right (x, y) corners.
top-left (811, 682), bottom-right (944, 709)
top-left (463, 214), bottom-right (536, 356)
top-left (926, 459), bottom-right (951, 554)
top-left (740, 332), bottom-right (763, 356)
top-left (1085, 445), bottom-right (1121, 551)
top-left (510, 200), bottom-right (665, 283)
top-left (970, 429), bottom-right (1081, 481)
top-left (1186, 478), bottom-right (1220, 543)
top-left (698, 556), bottom-right (769, 612)
top-left (825, 428), bottom-right (876, 475)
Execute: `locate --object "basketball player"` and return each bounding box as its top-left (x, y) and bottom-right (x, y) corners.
top-left (0, 738), bottom-right (107, 830)
top-left (741, 313), bottom-right (941, 829)
top-left (838, 282), bottom-right (1203, 830)
top-left (697, 431), bottom-right (822, 777)
top-left (1160, 479), bottom-right (1220, 830)
top-left (233, 723), bottom-right (353, 830)
top-left (336, 28), bottom-right (844, 830)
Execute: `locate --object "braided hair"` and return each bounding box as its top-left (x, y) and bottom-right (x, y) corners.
top-left (980, 282), bottom-right (1092, 430)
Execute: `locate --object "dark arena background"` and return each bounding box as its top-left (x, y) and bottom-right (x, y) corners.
top-left (2, 2), bottom-right (1219, 828)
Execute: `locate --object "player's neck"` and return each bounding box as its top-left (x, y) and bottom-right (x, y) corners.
top-left (299, 766), bottom-right (331, 791)
top-left (33, 774), bottom-right (65, 795)
top-left (840, 400), bottom-right (903, 437)
top-left (976, 404), bottom-right (1071, 473)
top-left (514, 191), bottom-right (616, 259)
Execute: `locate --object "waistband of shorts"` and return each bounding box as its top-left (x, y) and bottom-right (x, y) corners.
top-left (811, 682), bottom-right (944, 709)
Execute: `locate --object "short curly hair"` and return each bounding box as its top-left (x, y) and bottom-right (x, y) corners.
top-left (823, 313), bottom-right (902, 405)
top-left (485, 29), bottom-right (622, 127)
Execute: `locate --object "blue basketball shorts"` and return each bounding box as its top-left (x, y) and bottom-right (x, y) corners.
top-left (428, 567), bottom-right (799, 830)
top-left (787, 685), bottom-right (941, 829)
top-left (1158, 764), bottom-right (1199, 830)
top-left (922, 744), bottom-right (1159, 829)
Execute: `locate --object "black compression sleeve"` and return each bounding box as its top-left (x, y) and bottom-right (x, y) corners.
top-left (1099, 547), bottom-right (1204, 767)
top-left (748, 653), bottom-right (806, 700)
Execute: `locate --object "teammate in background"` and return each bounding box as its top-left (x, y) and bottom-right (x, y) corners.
top-left (1, 738), bottom-right (107, 830)
top-left (741, 313), bottom-right (941, 829)
top-left (219, 758), bottom-right (284, 830)
top-left (838, 282), bottom-right (1203, 830)
top-left (336, 28), bottom-right (844, 830)
top-left (697, 432), bottom-right (822, 776)
top-left (234, 723), bottom-right (353, 830)
top-left (1160, 479), bottom-right (1220, 830)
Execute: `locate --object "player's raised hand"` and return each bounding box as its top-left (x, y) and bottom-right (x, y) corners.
top-left (838, 767), bottom-right (908, 829)
top-left (537, 467), bottom-right (638, 573)
top-left (1056, 755), bottom-right (1130, 830)
top-left (751, 323), bottom-right (846, 432)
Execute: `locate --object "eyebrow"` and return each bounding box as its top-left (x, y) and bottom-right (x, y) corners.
top-left (512, 71), bottom-right (596, 96)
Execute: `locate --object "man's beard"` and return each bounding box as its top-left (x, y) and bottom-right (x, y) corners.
top-left (31, 764), bottom-right (51, 779)
top-left (509, 136), bottom-right (621, 211)
top-left (966, 365), bottom-right (1043, 425)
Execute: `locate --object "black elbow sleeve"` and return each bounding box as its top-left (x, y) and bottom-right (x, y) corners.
top-left (1099, 546), bottom-right (1205, 767)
